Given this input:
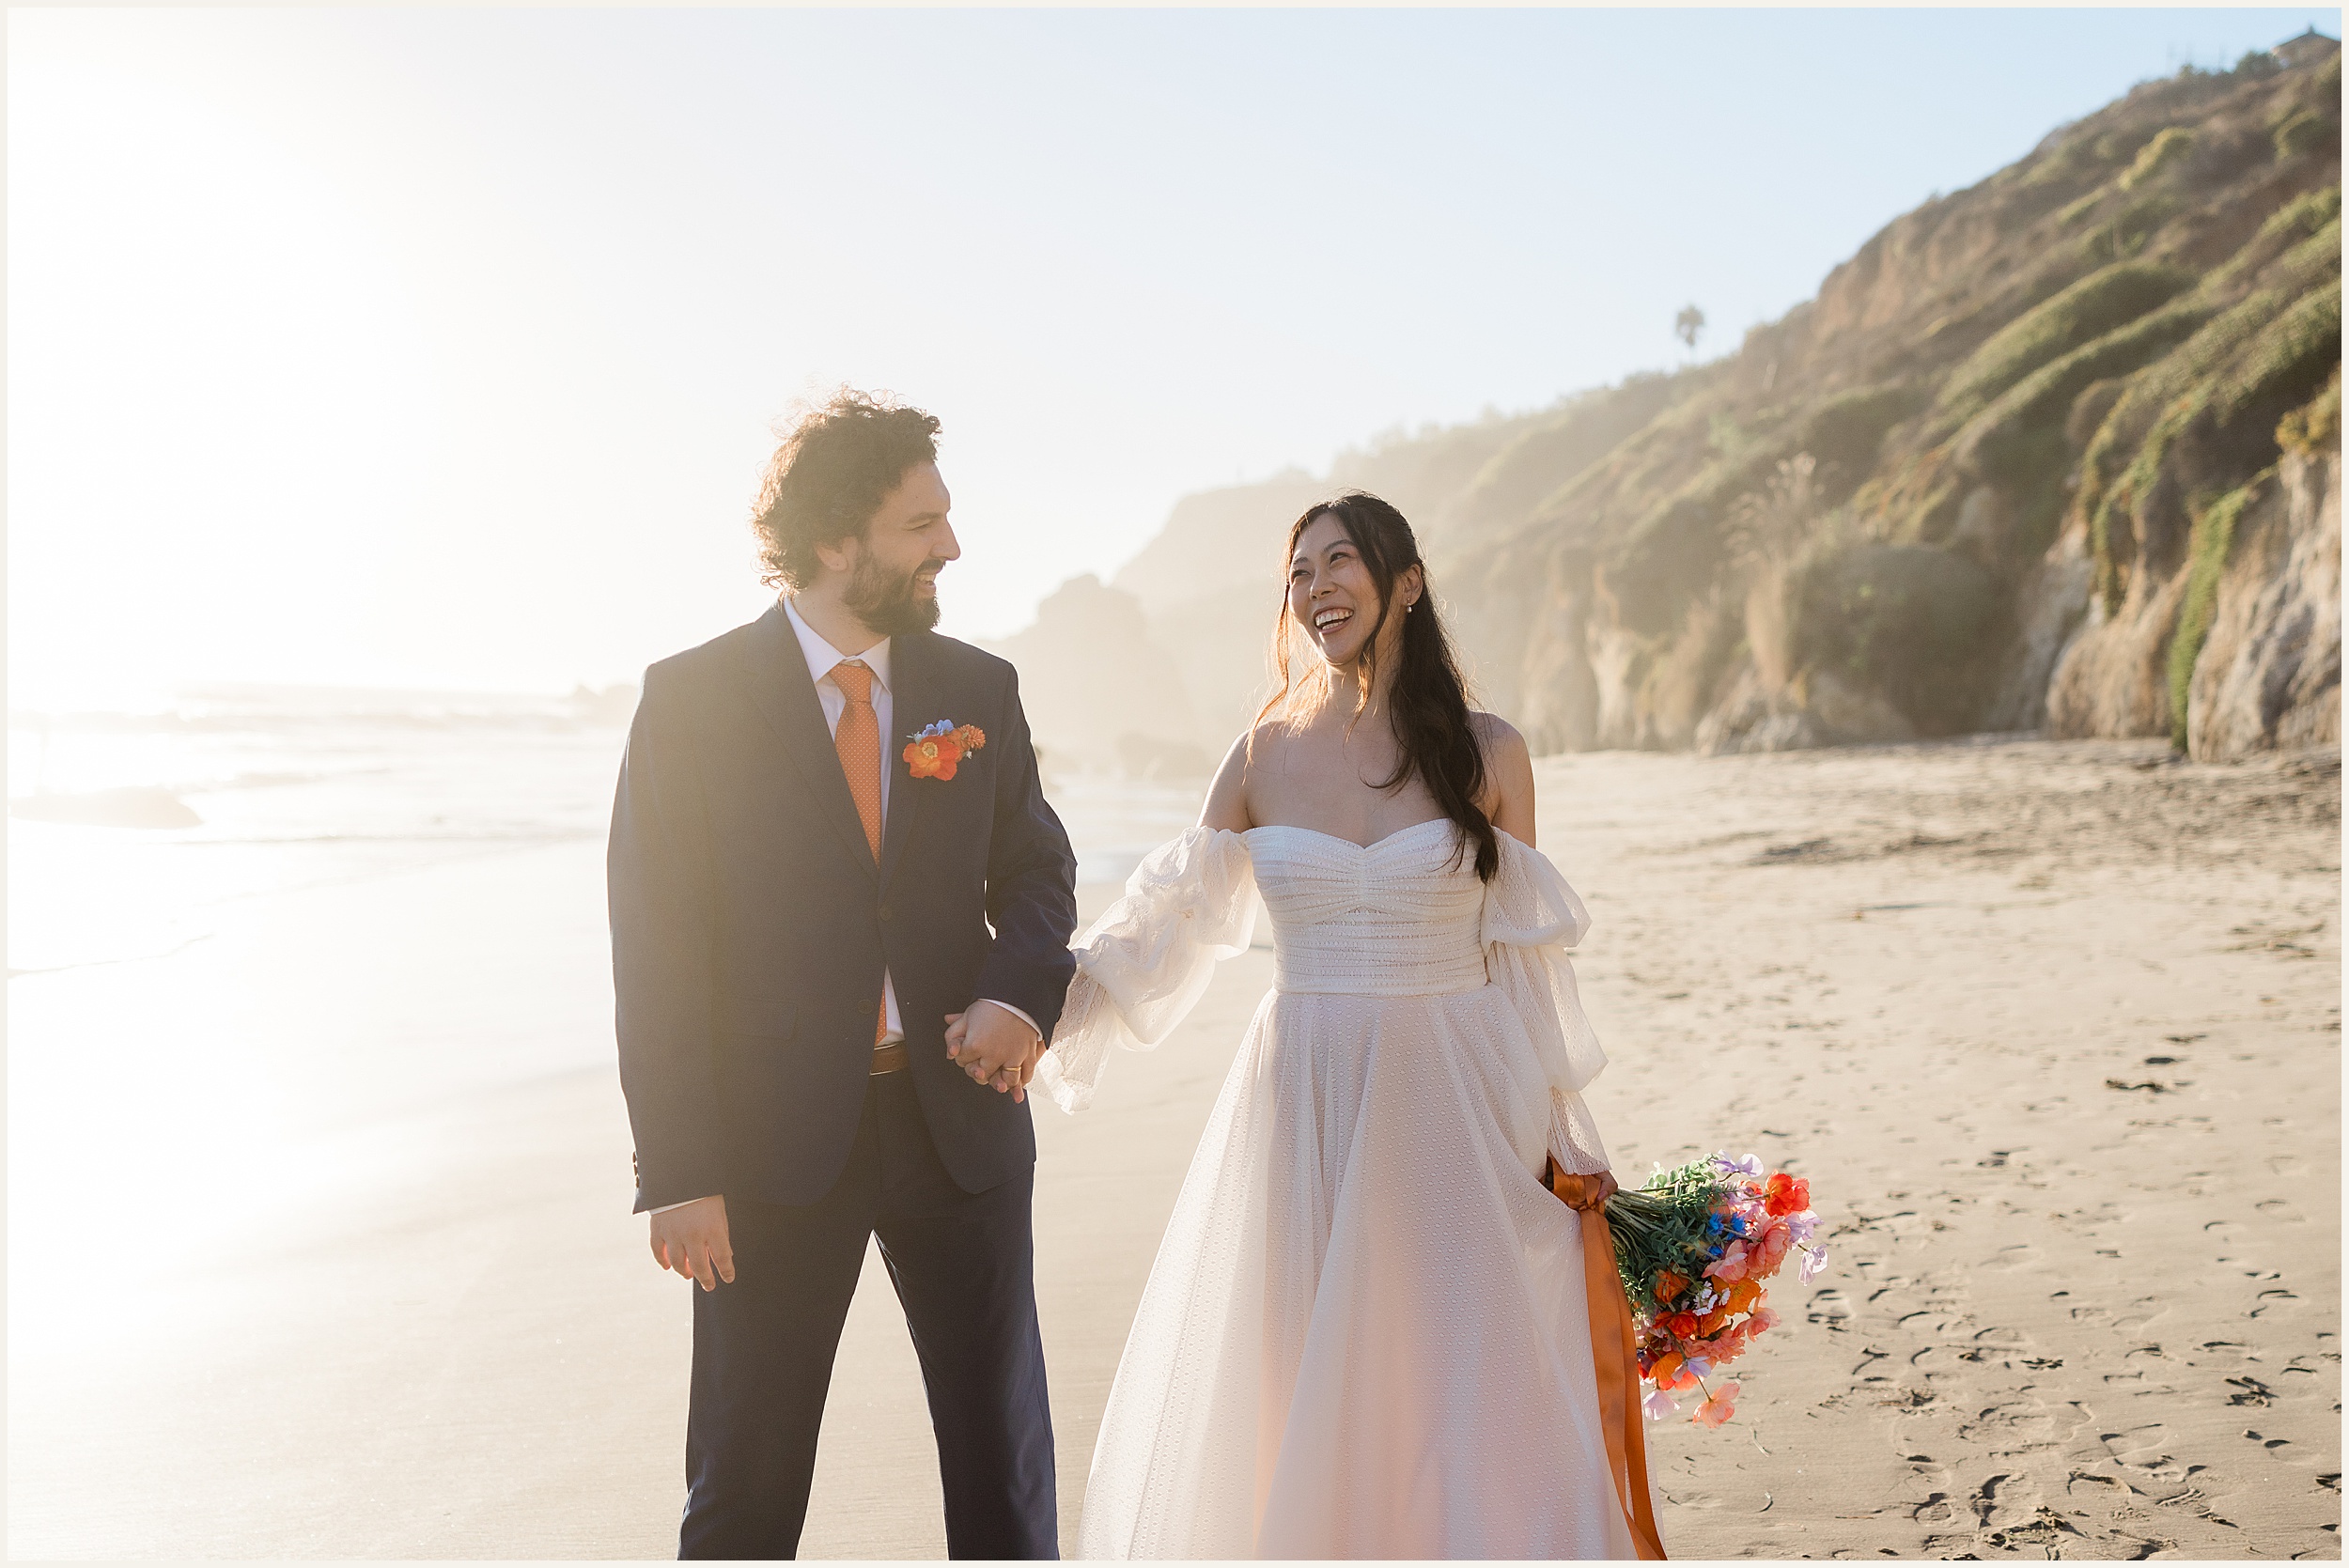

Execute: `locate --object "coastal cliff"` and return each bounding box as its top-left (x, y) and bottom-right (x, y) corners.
top-left (995, 36), bottom-right (2341, 768)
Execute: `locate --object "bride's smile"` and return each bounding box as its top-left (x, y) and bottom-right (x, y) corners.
top-left (1288, 512), bottom-right (1418, 667)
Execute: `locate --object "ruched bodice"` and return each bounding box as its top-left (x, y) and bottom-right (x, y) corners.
top-left (1244, 820), bottom-right (1489, 997)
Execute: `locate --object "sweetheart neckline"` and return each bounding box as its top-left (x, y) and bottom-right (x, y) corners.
top-left (1240, 817), bottom-right (1455, 853)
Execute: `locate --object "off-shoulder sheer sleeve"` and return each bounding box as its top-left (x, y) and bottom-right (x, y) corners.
top-left (1034, 827), bottom-right (1257, 1113)
top-left (1482, 831), bottom-right (1613, 1175)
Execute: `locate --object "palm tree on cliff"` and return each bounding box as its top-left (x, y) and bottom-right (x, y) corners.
top-left (1674, 303), bottom-right (1705, 357)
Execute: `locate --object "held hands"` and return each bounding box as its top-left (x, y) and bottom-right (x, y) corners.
top-left (943, 1000), bottom-right (1045, 1102)
top-left (649, 1194), bottom-right (735, 1291)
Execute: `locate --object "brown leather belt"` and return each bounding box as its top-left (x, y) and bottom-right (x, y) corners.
top-left (870, 1040), bottom-right (910, 1076)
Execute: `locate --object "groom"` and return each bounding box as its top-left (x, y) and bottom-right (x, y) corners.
top-left (609, 390), bottom-right (1077, 1559)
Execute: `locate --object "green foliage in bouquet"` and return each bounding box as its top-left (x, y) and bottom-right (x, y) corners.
top-left (1603, 1157), bottom-right (1728, 1312)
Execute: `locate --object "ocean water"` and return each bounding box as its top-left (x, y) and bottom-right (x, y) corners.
top-left (8, 686), bottom-right (1202, 976)
top-left (6, 688), bottom-right (1204, 1355)
top-left (9, 689), bottom-right (625, 977)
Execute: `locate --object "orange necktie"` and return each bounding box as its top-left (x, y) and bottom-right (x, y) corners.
top-left (831, 660), bottom-right (888, 1045)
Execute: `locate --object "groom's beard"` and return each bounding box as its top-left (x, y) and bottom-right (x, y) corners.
top-left (846, 554), bottom-right (942, 637)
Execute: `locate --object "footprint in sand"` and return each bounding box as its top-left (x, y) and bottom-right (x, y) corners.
top-left (2065, 1468), bottom-right (2134, 1501)
top-left (2227, 1374), bottom-right (2276, 1406)
top-left (1961, 1393), bottom-right (2089, 1456)
top-left (1968, 1471), bottom-right (2046, 1529)
top-left (2101, 1422), bottom-right (2188, 1480)
top-left (1953, 1323), bottom-right (2030, 1367)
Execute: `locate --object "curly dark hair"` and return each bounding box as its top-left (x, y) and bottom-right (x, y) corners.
top-left (750, 390), bottom-right (942, 591)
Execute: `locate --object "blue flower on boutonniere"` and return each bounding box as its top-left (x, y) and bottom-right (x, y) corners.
top-left (904, 719), bottom-right (986, 781)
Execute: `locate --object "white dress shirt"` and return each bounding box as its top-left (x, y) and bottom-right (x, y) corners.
top-left (647, 598), bottom-right (1040, 1217)
top-left (784, 594), bottom-right (910, 1045)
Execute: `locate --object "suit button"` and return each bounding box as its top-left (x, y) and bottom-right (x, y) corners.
top-left (878, 904), bottom-right (893, 922)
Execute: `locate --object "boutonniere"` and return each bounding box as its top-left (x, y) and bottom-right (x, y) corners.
top-left (904, 719), bottom-right (987, 781)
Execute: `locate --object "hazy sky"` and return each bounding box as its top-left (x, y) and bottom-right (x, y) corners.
top-left (10, 7), bottom-right (2340, 708)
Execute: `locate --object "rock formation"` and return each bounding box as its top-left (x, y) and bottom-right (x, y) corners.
top-left (1000, 36), bottom-right (2341, 769)
top-left (981, 574), bottom-right (1211, 775)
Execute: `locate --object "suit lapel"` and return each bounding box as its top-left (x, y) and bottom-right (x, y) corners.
top-left (739, 604), bottom-right (878, 879)
top-left (878, 629), bottom-right (937, 893)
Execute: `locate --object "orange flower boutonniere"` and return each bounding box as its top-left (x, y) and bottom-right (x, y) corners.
top-left (904, 719), bottom-right (987, 781)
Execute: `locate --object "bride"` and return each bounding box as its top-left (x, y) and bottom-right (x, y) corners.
top-left (957, 492), bottom-right (1664, 1559)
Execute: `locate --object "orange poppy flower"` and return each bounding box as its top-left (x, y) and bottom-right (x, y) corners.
top-left (1655, 1270), bottom-right (1689, 1304)
top-left (1764, 1172), bottom-right (1811, 1217)
top-left (905, 735), bottom-right (964, 780)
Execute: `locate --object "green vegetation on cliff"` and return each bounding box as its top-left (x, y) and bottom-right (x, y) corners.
top-left (1427, 33), bottom-right (2345, 753)
top-left (2168, 474), bottom-right (2269, 747)
top-left (1019, 34), bottom-right (2341, 764)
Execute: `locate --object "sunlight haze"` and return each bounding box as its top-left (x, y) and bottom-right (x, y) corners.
top-left (10, 7), bottom-right (2338, 708)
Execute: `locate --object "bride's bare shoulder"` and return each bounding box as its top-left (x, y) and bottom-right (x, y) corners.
top-left (1201, 722), bottom-right (1288, 832)
top-left (1468, 709), bottom-right (1529, 765)
top-left (1468, 710), bottom-right (1536, 833)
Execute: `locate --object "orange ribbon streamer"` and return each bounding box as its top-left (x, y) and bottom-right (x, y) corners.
top-left (1548, 1159), bottom-right (1670, 1560)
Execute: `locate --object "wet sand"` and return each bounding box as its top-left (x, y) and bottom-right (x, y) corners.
top-left (7, 737), bottom-right (2338, 1559)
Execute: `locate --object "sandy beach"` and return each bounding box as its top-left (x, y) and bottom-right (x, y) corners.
top-left (7, 736), bottom-right (2338, 1560)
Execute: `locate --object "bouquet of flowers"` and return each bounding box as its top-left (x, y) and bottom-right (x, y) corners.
top-left (1605, 1152), bottom-right (1826, 1427)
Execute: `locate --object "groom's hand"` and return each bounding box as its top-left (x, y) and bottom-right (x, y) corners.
top-left (944, 1001), bottom-right (1043, 1103)
top-left (649, 1194), bottom-right (736, 1291)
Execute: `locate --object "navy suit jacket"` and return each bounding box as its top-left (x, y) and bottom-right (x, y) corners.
top-left (609, 605), bottom-right (1080, 1210)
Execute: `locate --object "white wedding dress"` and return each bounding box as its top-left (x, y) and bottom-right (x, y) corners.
top-left (1035, 819), bottom-right (1643, 1560)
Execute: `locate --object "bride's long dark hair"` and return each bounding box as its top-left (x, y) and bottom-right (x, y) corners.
top-left (1255, 491), bottom-right (1500, 881)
